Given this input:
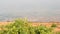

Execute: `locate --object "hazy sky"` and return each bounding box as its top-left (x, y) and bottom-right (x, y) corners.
top-left (0, 0), bottom-right (60, 18)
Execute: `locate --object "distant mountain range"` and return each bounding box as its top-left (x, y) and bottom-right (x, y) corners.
top-left (28, 16), bottom-right (60, 22)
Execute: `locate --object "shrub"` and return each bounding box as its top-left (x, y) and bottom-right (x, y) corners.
top-left (0, 18), bottom-right (56, 34)
top-left (51, 23), bottom-right (57, 28)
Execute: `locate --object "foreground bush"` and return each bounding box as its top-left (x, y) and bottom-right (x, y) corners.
top-left (0, 18), bottom-right (57, 34)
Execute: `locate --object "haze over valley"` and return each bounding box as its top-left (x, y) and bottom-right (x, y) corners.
top-left (0, 0), bottom-right (60, 22)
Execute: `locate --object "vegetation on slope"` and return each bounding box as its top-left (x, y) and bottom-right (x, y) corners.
top-left (0, 18), bottom-right (59, 34)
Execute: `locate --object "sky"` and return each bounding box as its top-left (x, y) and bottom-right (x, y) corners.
top-left (0, 0), bottom-right (60, 21)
